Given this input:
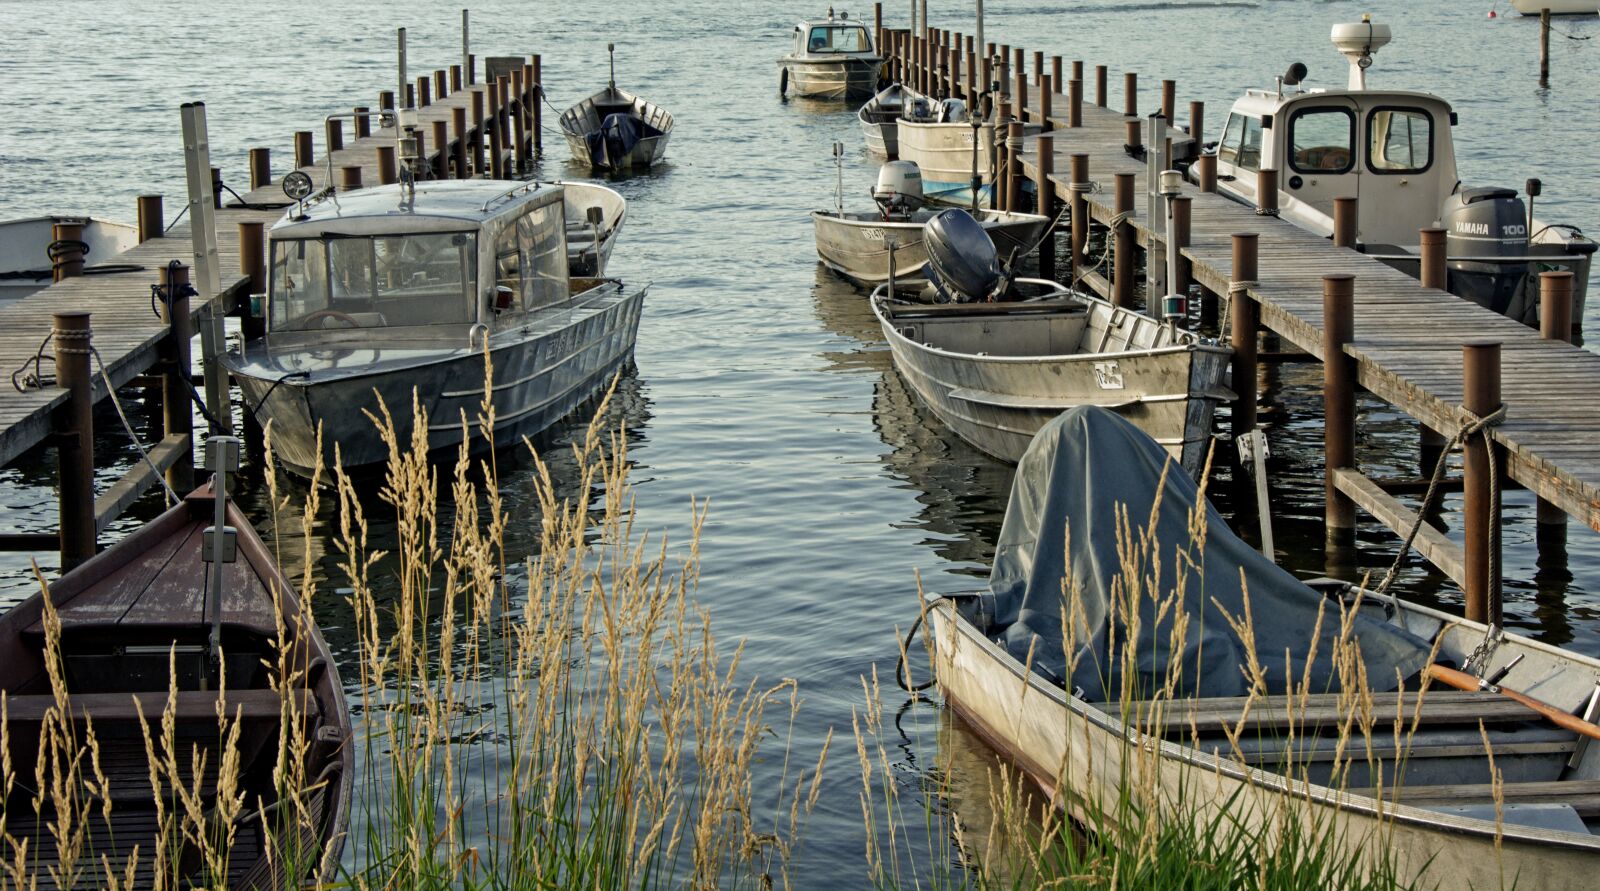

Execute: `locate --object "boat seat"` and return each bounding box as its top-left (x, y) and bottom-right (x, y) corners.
top-left (1114, 689), bottom-right (1552, 736)
top-left (2, 688), bottom-right (314, 725)
top-left (1361, 779), bottom-right (1600, 819)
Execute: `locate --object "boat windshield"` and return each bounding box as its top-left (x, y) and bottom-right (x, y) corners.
top-left (806, 25), bottom-right (871, 53)
top-left (268, 232), bottom-right (478, 332)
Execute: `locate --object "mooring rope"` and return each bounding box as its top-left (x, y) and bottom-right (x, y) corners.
top-left (1372, 403), bottom-right (1508, 600)
top-left (895, 611), bottom-right (934, 694)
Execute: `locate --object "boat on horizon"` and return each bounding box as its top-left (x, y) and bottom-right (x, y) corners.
top-left (779, 10), bottom-right (883, 100)
top-left (221, 178), bottom-right (646, 478)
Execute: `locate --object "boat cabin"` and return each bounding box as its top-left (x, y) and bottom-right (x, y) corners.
top-left (791, 12), bottom-right (875, 58)
top-left (1213, 23), bottom-right (1460, 247)
top-left (263, 180), bottom-right (571, 343)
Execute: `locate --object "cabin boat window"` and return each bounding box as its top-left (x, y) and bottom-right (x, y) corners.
top-left (494, 225), bottom-right (522, 315)
top-left (1368, 107), bottom-right (1433, 174)
top-left (1287, 107), bottom-right (1355, 174)
top-left (1217, 113), bottom-right (1263, 171)
top-left (269, 232), bottom-right (477, 331)
top-left (806, 25), bottom-right (870, 53)
top-left (519, 202), bottom-right (568, 310)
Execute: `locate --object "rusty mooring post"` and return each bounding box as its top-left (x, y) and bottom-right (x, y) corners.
top-left (1462, 340), bottom-right (1503, 626)
top-left (239, 222), bottom-right (266, 341)
top-left (249, 148), bottom-right (271, 191)
top-left (294, 130), bottom-right (313, 169)
top-left (53, 312), bottom-right (95, 569)
top-left (51, 222), bottom-right (85, 282)
top-left (1069, 152), bottom-right (1090, 279)
top-left (1124, 119), bottom-right (1141, 155)
top-left (1230, 233), bottom-right (1260, 438)
top-left (1123, 72), bottom-right (1137, 116)
top-left (1069, 77), bottom-right (1082, 128)
top-left (1035, 135), bottom-right (1056, 280)
top-left (376, 145), bottom-right (397, 185)
top-left (1039, 74), bottom-right (1053, 131)
top-left (453, 106), bottom-right (470, 178)
top-left (1172, 195), bottom-right (1191, 299)
top-left (1188, 100), bottom-right (1204, 147)
top-left (341, 165), bottom-right (363, 192)
top-left (451, 64), bottom-right (463, 92)
top-left (1256, 168), bottom-right (1279, 216)
top-left (1333, 197), bottom-right (1358, 248)
top-left (158, 264), bottom-right (195, 492)
top-left (1006, 121), bottom-right (1024, 212)
top-left (137, 195), bottom-right (163, 243)
top-left (1161, 79), bottom-right (1176, 124)
top-left (327, 117), bottom-right (345, 153)
top-left (1113, 172), bottom-right (1135, 307)
top-left (1419, 227), bottom-right (1449, 469)
top-left (471, 89), bottom-right (486, 174)
top-left (1197, 154), bottom-right (1216, 193)
top-left (1322, 274), bottom-right (1357, 543)
top-left (1095, 64), bottom-right (1107, 107)
top-left (433, 120), bottom-right (450, 178)
top-left (354, 106), bottom-right (372, 139)
top-left (1537, 271), bottom-right (1574, 531)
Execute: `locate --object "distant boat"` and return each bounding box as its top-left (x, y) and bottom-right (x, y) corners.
top-left (559, 46), bottom-right (673, 172)
top-left (0, 466), bottom-right (353, 887)
top-left (1510, 0), bottom-right (1598, 14)
top-left (222, 179), bottom-right (646, 477)
top-left (858, 83), bottom-right (904, 156)
top-left (0, 215), bottom-right (139, 304)
top-left (930, 405), bottom-right (1600, 891)
top-left (779, 11), bottom-right (883, 99)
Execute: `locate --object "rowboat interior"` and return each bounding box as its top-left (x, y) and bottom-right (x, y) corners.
top-left (0, 474), bottom-right (351, 888)
top-left (881, 288), bottom-right (1199, 360)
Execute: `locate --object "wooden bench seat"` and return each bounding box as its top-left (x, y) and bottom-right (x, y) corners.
top-left (1367, 779), bottom-right (1600, 818)
top-left (2, 688), bottom-right (312, 724)
top-left (1106, 690), bottom-right (1547, 736)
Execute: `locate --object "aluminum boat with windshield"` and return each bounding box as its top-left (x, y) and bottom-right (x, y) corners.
top-left (221, 180), bottom-right (646, 477)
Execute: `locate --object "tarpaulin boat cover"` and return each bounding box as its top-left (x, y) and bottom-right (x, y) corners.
top-left (987, 406), bottom-right (1431, 701)
top-left (585, 113), bottom-right (662, 170)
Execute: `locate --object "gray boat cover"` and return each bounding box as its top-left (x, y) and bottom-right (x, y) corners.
top-left (586, 113), bottom-right (663, 170)
top-left (988, 407), bottom-right (1431, 701)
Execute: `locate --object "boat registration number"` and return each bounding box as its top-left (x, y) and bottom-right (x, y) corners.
top-left (1094, 361), bottom-right (1124, 390)
top-left (861, 228), bottom-right (885, 243)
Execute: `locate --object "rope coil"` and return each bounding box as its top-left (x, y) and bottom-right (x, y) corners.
top-left (1227, 279), bottom-right (1259, 292)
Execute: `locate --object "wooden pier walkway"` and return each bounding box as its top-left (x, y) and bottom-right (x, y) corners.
top-left (0, 60), bottom-right (541, 560)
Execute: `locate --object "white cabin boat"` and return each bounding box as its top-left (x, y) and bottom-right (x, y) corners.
top-left (1211, 19), bottom-right (1596, 339)
top-left (1510, 0), bottom-right (1598, 14)
top-left (779, 11), bottom-right (882, 100)
top-left (0, 216), bottom-right (139, 304)
top-left (221, 179), bottom-right (646, 477)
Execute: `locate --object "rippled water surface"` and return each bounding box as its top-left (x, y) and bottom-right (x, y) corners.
top-left (5, 0), bottom-right (1600, 881)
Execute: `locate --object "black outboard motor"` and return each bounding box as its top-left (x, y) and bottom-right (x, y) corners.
top-left (925, 209), bottom-right (1006, 302)
top-left (1443, 186), bottom-right (1531, 319)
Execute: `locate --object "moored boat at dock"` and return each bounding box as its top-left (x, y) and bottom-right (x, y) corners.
top-left (0, 443), bottom-right (353, 887)
top-left (858, 83), bottom-right (904, 156)
top-left (1210, 19), bottom-right (1596, 339)
top-left (0, 215), bottom-right (139, 304)
top-left (557, 180), bottom-right (627, 276)
top-left (928, 405), bottom-right (1600, 890)
top-left (559, 46), bottom-right (673, 172)
top-left (221, 179), bottom-right (646, 478)
top-left (779, 11), bottom-right (882, 100)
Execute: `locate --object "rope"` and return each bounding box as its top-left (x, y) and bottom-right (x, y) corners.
top-left (92, 345), bottom-right (179, 507)
top-left (1069, 209), bottom-right (1132, 293)
top-left (895, 611), bottom-right (934, 693)
top-left (1372, 403), bottom-right (1508, 599)
top-left (10, 332), bottom-right (55, 392)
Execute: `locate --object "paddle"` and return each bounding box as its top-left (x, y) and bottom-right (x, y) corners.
top-left (1426, 663), bottom-right (1600, 743)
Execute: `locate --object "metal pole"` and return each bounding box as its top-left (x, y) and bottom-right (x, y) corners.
top-left (398, 27), bottom-right (409, 109)
top-left (54, 312), bottom-right (95, 569)
top-left (1540, 8), bottom-right (1551, 87)
top-left (1463, 340), bottom-right (1503, 626)
top-left (1323, 274), bottom-right (1356, 542)
top-left (462, 9), bottom-right (471, 83)
top-left (1230, 233), bottom-right (1260, 438)
top-left (975, 0), bottom-right (984, 69)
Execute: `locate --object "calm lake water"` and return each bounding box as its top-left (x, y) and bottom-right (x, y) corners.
top-left (4, 0), bottom-right (1600, 881)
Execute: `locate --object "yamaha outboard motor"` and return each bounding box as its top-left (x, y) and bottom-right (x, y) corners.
top-left (872, 160), bottom-right (925, 219)
top-left (1443, 186), bottom-right (1531, 319)
top-left (924, 209), bottom-right (1006, 302)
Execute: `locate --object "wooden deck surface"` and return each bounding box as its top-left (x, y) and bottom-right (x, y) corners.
top-left (1014, 90), bottom-right (1600, 533)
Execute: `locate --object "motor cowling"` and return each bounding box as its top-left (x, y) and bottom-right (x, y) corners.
top-left (938, 98), bottom-right (967, 123)
top-left (1443, 186), bottom-right (1531, 318)
top-left (873, 160), bottom-right (925, 218)
top-left (925, 209), bottom-right (1003, 302)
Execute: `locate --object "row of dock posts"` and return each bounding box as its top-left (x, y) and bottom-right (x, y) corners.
top-left (873, 6), bottom-right (1589, 626)
top-left (12, 50), bottom-right (546, 570)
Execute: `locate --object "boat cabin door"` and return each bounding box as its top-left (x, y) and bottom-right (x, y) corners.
top-left (1279, 98), bottom-right (1361, 230)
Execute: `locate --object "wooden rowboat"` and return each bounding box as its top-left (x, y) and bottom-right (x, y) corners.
top-left (560, 76), bottom-right (673, 172)
top-left (873, 284), bottom-right (1232, 477)
top-left (928, 407), bottom-right (1600, 889)
top-left (0, 448), bottom-right (352, 888)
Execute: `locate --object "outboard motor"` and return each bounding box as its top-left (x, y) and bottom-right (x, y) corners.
top-left (1443, 186), bottom-right (1531, 318)
top-left (937, 98), bottom-right (967, 123)
top-left (924, 209), bottom-right (1007, 302)
top-left (908, 96), bottom-right (934, 122)
top-left (873, 160), bottom-right (925, 219)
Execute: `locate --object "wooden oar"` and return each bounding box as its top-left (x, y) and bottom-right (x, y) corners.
top-left (1426, 663), bottom-right (1600, 743)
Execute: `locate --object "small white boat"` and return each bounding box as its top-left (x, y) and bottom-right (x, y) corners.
top-left (858, 83), bottom-right (904, 157)
top-left (1211, 19), bottom-right (1596, 339)
top-left (814, 208), bottom-right (1050, 286)
top-left (779, 11), bottom-right (882, 100)
top-left (929, 405), bottom-right (1600, 890)
top-left (1511, 0), bottom-right (1598, 14)
top-left (559, 46), bottom-right (673, 172)
top-left (222, 177), bottom-right (646, 477)
top-left (0, 215), bottom-right (139, 304)
top-left (556, 181), bottom-right (627, 277)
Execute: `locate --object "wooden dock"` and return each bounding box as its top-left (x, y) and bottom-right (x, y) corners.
top-left (0, 56), bottom-right (542, 565)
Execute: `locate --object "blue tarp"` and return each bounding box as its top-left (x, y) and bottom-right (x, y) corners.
top-left (584, 113), bottom-right (662, 170)
top-left (987, 407), bottom-right (1431, 700)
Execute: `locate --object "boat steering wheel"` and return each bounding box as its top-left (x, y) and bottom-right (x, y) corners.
top-left (300, 309), bottom-right (362, 329)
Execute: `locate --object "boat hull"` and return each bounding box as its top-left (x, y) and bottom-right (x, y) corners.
top-left (563, 130), bottom-right (671, 171)
top-left (896, 117), bottom-right (995, 207)
top-left (929, 594), bottom-right (1600, 890)
top-left (875, 293), bottom-right (1230, 476)
top-left (781, 57), bottom-right (882, 99)
top-left (559, 85), bottom-right (674, 172)
top-left (858, 84), bottom-right (903, 156)
top-left (228, 284), bottom-right (645, 477)
top-left (812, 209), bottom-right (1050, 286)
